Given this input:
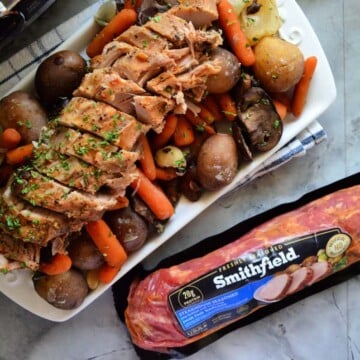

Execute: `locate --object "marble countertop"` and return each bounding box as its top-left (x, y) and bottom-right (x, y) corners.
top-left (0, 0), bottom-right (359, 359)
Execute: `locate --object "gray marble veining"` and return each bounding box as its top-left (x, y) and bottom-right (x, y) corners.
top-left (0, 0), bottom-right (359, 359)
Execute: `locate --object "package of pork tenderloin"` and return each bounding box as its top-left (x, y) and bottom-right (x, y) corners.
top-left (112, 172), bottom-right (360, 359)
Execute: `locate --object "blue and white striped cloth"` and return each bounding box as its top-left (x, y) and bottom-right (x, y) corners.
top-left (0, 1), bottom-right (327, 179)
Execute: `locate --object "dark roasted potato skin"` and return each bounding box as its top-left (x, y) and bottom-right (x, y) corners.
top-left (0, 91), bottom-right (47, 143)
top-left (33, 269), bottom-right (89, 310)
top-left (206, 47), bottom-right (241, 94)
top-left (196, 133), bottom-right (238, 191)
top-left (104, 207), bottom-right (149, 253)
top-left (67, 232), bottom-right (104, 271)
top-left (35, 50), bottom-right (87, 106)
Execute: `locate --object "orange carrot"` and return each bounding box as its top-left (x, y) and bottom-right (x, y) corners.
top-left (185, 110), bottom-right (216, 135)
top-left (272, 99), bottom-right (288, 120)
top-left (139, 134), bottom-right (156, 181)
top-left (39, 254), bottom-right (72, 275)
top-left (124, 0), bottom-right (142, 10)
top-left (270, 92), bottom-right (292, 112)
top-left (0, 128), bottom-right (21, 149)
top-left (218, 93), bottom-right (238, 121)
top-left (111, 196), bottom-right (130, 210)
top-left (5, 143), bottom-right (34, 165)
top-left (151, 114), bottom-right (178, 150)
top-left (217, 0), bottom-right (255, 66)
top-left (86, 8), bottom-right (138, 58)
top-left (131, 169), bottom-right (174, 220)
top-left (202, 95), bottom-right (224, 122)
top-left (85, 219), bottom-right (128, 268)
top-left (173, 115), bottom-right (195, 147)
top-left (292, 56), bottom-right (318, 117)
top-left (98, 263), bottom-right (121, 284)
top-left (155, 167), bottom-right (178, 181)
top-left (198, 103), bottom-right (216, 124)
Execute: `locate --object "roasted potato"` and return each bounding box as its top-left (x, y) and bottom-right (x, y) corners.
top-left (0, 91), bottom-right (48, 144)
top-left (35, 50), bottom-right (87, 106)
top-left (196, 133), bottom-right (238, 191)
top-left (206, 47), bottom-right (241, 94)
top-left (33, 269), bottom-right (89, 310)
top-left (253, 36), bottom-right (305, 93)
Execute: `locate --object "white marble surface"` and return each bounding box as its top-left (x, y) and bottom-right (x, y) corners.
top-left (0, 0), bottom-right (359, 359)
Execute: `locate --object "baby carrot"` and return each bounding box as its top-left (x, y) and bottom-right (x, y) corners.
top-left (272, 99), bottom-right (288, 120)
top-left (198, 103), bottom-right (216, 124)
top-left (155, 167), bottom-right (178, 181)
top-left (151, 114), bottom-right (178, 150)
top-left (217, 0), bottom-right (255, 66)
top-left (202, 95), bottom-right (224, 122)
top-left (0, 128), bottom-right (21, 149)
top-left (173, 115), bottom-right (195, 147)
top-left (86, 8), bottom-right (138, 58)
top-left (98, 263), bottom-right (121, 284)
top-left (218, 93), bottom-right (238, 121)
top-left (85, 219), bottom-right (128, 268)
top-left (139, 134), bottom-right (156, 181)
top-left (292, 56), bottom-right (318, 117)
top-left (6, 143), bottom-right (34, 165)
top-left (185, 110), bottom-right (216, 135)
top-left (131, 169), bottom-right (174, 220)
top-left (39, 254), bottom-right (72, 275)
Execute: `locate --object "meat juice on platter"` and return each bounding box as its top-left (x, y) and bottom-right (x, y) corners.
top-left (0, 0), bottom-right (337, 321)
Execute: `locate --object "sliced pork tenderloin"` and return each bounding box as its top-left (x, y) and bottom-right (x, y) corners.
top-left (58, 97), bottom-right (149, 150)
top-left (0, 186), bottom-right (81, 246)
top-left (11, 168), bottom-right (118, 221)
top-left (0, 231), bottom-right (41, 270)
top-left (286, 267), bottom-right (314, 295)
top-left (73, 68), bottom-right (146, 114)
top-left (167, 0), bottom-right (219, 28)
top-left (48, 126), bottom-right (139, 174)
top-left (255, 273), bottom-right (291, 302)
top-left (306, 261), bottom-right (332, 286)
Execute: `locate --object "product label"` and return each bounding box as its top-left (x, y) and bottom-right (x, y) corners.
top-left (168, 228), bottom-right (351, 337)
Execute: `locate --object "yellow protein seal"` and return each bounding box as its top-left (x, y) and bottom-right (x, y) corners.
top-left (326, 233), bottom-right (351, 258)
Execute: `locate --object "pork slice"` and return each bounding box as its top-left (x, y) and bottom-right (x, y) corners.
top-left (90, 41), bottom-right (133, 69)
top-left (187, 29), bottom-right (223, 52)
top-left (49, 127), bottom-right (139, 174)
top-left (307, 261), bottom-right (332, 286)
top-left (146, 71), bottom-right (182, 99)
top-left (0, 231), bottom-right (41, 270)
top-left (167, 0), bottom-right (219, 28)
top-left (117, 25), bottom-right (170, 51)
top-left (32, 144), bottom-right (118, 194)
top-left (112, 48), bottom-right (176, 87)
top-left (0, 186), bottom-right (81, 246)
top-left (255, 273), bottom-right (291, 302)
top-left (59, 97), bottom-right (149, 150)
top-left (73, 68), bottom-right (146, 114)
top-left (163, 48), bottom-right (199, 74)
top-left (145, 12), bottom-right (195, 47)
top-left (286, 267), bottom-right (314, 295)
top-left (11, 168), bottom-right (117, 220)
top-left (133, 95), bottom-right (175, 133)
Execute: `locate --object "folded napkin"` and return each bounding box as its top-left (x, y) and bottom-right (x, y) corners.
top-left (0, 1), bottom-right (327, 178)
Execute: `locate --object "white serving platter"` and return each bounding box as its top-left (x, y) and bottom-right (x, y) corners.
top-left (0, 0), bottom-right (336, 321)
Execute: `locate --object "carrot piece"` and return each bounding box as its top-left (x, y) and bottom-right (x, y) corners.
top-left (185, 110), bottom-right (216, 135)
top-left (0, 128), bottom-right (21, 149)
top-left (272, 99), bottom-right (288, 120)
top-left (85, 219), bottom-right (128, 268)
top-left (111, 196), bottom-right (130, 210)
top-left (218, 93), bottom-right (237, 121)
top-left (198, 103), bottom-right (216, 124)
top-left (139, 134), bottom-right (156, 181)
top-left (217, 0), bottom-right (255, 67)
top-left (5, 143), bottom-right (34, 165)
top-left (155, 167), bottom-right (178, 181)
top-left (270, 92), bottom-right (292, 112)
top-left (291, 56), bottom-right (318, 117)
top-left (98, 263), bottom-right (121, 284)
top-left (151, 114), bottom-right (179, 150)
top-left (39, 254), bottom-right (72, 275)
top-left (173, 115), bottom-right (195, 147)
top-left (124, 0), bottom-right (142, 10)
top-left (86, 8), bottom-right (138, 58)
top-left (131, 169), bottom-right (174, 220)
top-left (202, 95), bottom-right (224, 122)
